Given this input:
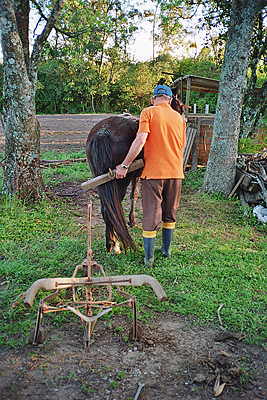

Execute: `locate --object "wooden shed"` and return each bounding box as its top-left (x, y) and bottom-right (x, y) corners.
top-left (171, 75), bottom-right (263, 167)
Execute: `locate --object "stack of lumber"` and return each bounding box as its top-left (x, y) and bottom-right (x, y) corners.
top-left (232, 149), bottom-right (267, 215)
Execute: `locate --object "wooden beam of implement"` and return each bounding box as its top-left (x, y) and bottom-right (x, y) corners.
top-left (81, 159), bottom-right (144, 191)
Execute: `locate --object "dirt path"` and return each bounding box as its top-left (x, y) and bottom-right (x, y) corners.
top-left (0, 114), bottom-right (266, 400)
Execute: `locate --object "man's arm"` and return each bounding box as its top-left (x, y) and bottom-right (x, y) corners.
top-left (116, 132), bottom-right (148, 179)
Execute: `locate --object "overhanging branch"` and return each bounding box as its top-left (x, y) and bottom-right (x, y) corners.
top-left (29, 0), bottom-right (66, 80)
top-left (31, 0), bottom-right (92, 39)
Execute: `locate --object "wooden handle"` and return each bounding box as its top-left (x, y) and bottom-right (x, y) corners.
top-left (81, 159), bottom-right (144, 191)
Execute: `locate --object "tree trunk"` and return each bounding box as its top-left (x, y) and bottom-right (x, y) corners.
top-left (0, 0), bottom-right (65, 201)
top-left (0, 1), bottom-right (44, 200)
top-left (2, 83), bottom-right (46, 200)
top-left (201, 0), bottom-right (267, 196)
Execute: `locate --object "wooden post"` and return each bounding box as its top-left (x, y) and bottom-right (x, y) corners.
top-left (185, 77), bottom-right (191, 119)
top-left (191, 117), bottom-right (201, 171)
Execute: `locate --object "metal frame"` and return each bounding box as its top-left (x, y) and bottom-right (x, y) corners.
top-left (24, 202), bottom-right (167, 347)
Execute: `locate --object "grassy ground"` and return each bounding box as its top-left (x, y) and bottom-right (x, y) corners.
top-left (0, 152), bottom-right (266, 348)
top-left (238, 130), bottom-right (267, 153)
top-left (41, 150), bottom-right (91, 185)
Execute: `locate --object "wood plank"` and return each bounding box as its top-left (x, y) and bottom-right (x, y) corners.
top-left (228, 174), bottom-right (245, 198)
top-left (183, 126), bottom-right (197, 171)
top-left (191, 118), bottom-right (201, 171)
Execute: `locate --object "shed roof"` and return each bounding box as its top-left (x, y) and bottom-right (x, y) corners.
top-left (171, 74), bottom-right (261, 95)
top-left (172, 75), bottom-right (220, 94)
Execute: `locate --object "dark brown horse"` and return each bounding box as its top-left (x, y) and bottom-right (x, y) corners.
top-left (86, 90), bottom-right (185, 254)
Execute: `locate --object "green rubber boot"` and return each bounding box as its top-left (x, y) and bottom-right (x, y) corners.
top-left (158, 228), bottom-right (174, 258)
top-left (143, 237), bottom-right (156, 268)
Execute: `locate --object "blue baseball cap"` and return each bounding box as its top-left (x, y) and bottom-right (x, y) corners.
top-left (153, 85), bottom-right (172, 98)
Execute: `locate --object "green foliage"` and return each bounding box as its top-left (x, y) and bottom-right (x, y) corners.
top-left (36, 60), bottom-right (65, 114)
top-left (109, 61), bottom-right (157, 113)
top-left (110, 380), bottom-right (118, 389)
top-left (157, 0), bottom-right (188, 53)
top-left (34, 0), bottom-right (141, 114)
top-left (117, 370), bottom-right (125, 379)
top-left (36, 51), bottom-right (222, 114)
top-left (36, 57), bottom-right (105, 114)
top-left (81, 383), bottom-right (96, 394)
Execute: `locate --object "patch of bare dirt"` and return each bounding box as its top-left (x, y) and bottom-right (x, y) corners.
top-left (0, 113), bottom-right (110, 153)
top-left (0, 312), bottom-right (266, 400)
top-left (0, 115), bottom-right (266, 400)
top-left (38, 114), bottom-right (111, 154)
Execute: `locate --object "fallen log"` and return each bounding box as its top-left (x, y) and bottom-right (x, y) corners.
top-left (40, 158), bottom-right (87, 168)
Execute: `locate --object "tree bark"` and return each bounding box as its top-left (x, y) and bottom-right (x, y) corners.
top-left (201, 0), bottom-right (267, 196)
top-left (0, 0), bottom-right (65, 201)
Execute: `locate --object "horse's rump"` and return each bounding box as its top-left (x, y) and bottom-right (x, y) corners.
top-left (86, 116), bottom-right (139, 176)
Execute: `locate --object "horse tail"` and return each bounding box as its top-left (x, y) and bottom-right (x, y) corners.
top-left (99, 180), bottom-right (136, 252)
top-left (87, 122), bottom-right (136, 252)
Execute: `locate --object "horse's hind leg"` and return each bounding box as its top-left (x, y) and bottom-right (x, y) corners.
top-left (101, 203), bottom-right (121, 254)
top-left (128, 176), bottom-right (140, 227)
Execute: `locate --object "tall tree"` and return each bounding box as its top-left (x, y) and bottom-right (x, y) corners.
top-left (149, 0), bottom-right (196, 57)
top-left (201, 0), bottom-right (267, 196)
top-left (198, 1), bottom-right (267, 138)
top-left (49, 0), bottom-right (139, 112)
top-left (0, 0), bottom-right (66, 200)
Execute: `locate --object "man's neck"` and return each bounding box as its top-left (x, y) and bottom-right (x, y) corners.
top-left (152, 97), bottom-right (171, 106)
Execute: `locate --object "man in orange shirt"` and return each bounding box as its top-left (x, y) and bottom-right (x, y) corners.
top-left (116, 85), bottom-right (186, 267)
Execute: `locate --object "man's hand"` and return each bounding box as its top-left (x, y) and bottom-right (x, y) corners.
top-left (116, 164), bottom-right (128, 179)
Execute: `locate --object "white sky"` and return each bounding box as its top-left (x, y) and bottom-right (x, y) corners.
top-left (128, 28), bottom-right (205, 62)
top-left (128, 22), bottom-right (155, 62)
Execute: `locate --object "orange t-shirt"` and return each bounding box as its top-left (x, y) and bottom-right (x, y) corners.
top-left (137, 103), bottom-right (186, 179)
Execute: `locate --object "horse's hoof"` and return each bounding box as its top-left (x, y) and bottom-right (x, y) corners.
top-left (110, 244), bottom-right (121, 255)
top-left (128, 220), bottom-right (136, 228)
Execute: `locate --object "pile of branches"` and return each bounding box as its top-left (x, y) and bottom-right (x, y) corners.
top-left (230, 149), bottom-right (267, 217)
